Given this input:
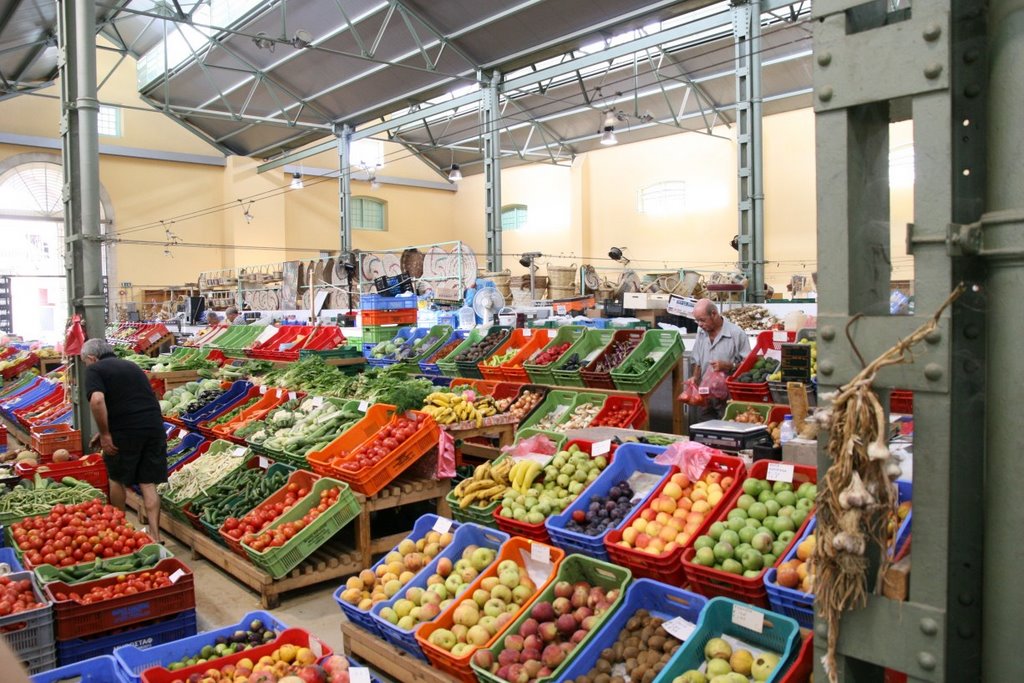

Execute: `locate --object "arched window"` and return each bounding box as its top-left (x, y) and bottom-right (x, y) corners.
top-left (351, 196), bottom-right (387, 231)
top-left (0, 158), bottom-right (111, 341)
top-left (501, 204), bottom-right (528, 231)
top-left (637, 181), bottom-right (686, 216)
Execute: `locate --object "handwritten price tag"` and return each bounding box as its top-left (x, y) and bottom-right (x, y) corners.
top-left (258, 456), bottom-right (269, 468)
top-left (288, 391), bottom-right (297, 401)
top-left (773, 330), bottom-right (789, 343)
top-left (308, 638), bottom-right (323, 658)
top-left (555, 305), bottom-right (567, 315)
top-left (232, 446), bottom-right (247, 457)
top-left (177, 429), bottom-right (188, 439)
top-left (765, 462), bottom-right (795, 483)
top-left (432, 517), bottom-right (453, 534)
top-left (522, 328), bottom-right (532, 336)
top-left (311, 396), bottom-right (324, 408)
top-left (169, 569), bottom-right (185, 584)
top-left (732, 603), bottom-right (765, 633)
top-left (276, 389), bottom-right (283, 399)
top-left (592, 440), bottom-right (612, 456)
top-left (358, 401), bottom-right (369, 412)
top-left (663, 617), bottom-right (697, 642)
top-left (698, 386), bottom-right (710, 395)
top-left (259, 385), bottom-right (268, 394)
top-left (350, 668), bottom-right (371, 683)
top-left (530, 543), bottom-right (551, 564)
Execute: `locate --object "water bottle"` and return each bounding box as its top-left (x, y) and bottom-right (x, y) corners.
top-left (779, 415), bottom-right (796, 444)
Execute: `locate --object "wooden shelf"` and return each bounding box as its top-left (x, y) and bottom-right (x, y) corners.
top-left (343, 621), bottom-right (458, 683)
top-left (351, 475), bottom-right (451, 566)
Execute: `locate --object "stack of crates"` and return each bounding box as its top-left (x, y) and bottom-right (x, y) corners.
top-left (360, 294), bottom-right (418, 345)
top-left (0, 571), bottom-right (56, 674)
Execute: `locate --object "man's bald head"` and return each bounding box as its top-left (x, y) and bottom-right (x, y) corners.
top-left (693, 299), bottom-right (718, 318)
top-left (693, 298), bottom-right (723, 334)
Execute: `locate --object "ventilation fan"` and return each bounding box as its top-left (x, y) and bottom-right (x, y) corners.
top-left (472, 286), bottom-right (507, 324)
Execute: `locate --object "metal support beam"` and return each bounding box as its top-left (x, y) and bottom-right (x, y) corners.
top-left (338, 125), bottom-right (353, 254)
top-left (734, 0), bottom-right (766, 303)
top-left (58, 0), bottom-right (104, 445)
top-left (482, 72), bottom-right (502, 272)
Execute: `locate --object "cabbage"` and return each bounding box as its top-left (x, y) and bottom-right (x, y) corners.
top-left (159, 400), bottom-right (172, 412)
top-left (184, 381), bottom-right (201, 393)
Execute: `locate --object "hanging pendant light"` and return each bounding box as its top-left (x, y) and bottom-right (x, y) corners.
top-left (290, 172), bottom-right (304, 189)
top-left (448, 164), bottom-right (463, 181)
top-left (600, 126), bottom-right (617, 146)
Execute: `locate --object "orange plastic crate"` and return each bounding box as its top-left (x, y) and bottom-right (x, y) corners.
top-left (416, 537), bottom-right (565, 683)
top-left (361, 308), bottom-right (418, 326)
top-left (331, 411), bottom-right (440, 496)
top-left (306, 404), bottom-right (398, 477)
top-left (477, 329), bottom-right (536, 382)
top-left (29, 424), bottom-right (83, 459)
top-left (210, 388), bottom-right (291, 442)
top-left (498, 330), bottom-right (553, 383)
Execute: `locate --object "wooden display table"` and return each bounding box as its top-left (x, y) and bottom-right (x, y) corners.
top-left (1, 416), bottom-right (31, 450)
top-left (352, 475), bottom-right (452, 568)
top-left (342, 621), bottom-right (457, 683)
top-left (146, 369), bottom-right (202, 393)
top-left (447, 422), bottom-right (516, 462)
top-left (37, 357), bottom-right (63, 375)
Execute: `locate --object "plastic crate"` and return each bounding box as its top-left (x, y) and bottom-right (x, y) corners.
top-left (180, 380), bottom-right (252, 430)
top-left (769, 380), bottom-right (818, 407)
top-left (0, 546), bottom-right (23, 573)
top-left (306, 403), bottom-right (398, 477)
top-left (33, 545), bottom-right (173, 586)
top-left (416, 537), bottom-right (565, 683)
top-left (362, 308), bottom-right (418, 326)
top-left (165, 432), bottom-right (207, 470)
top-left (476, 329), bottom-right (536, 382)
top-left (0, 571), bottom-right (54, 657)
top-left (114, 610), bottom-right (287, 680)
top-left (498, 329), bottom-right (553, 383)
top-left (15, 454), bottom-right (109, 499)
top-left (605, 452), bottom-right (746, 585)
top-left (161, 440), bottom-right (254, 510)
top-left (515, 390), bottom-right (578, 433)
top-left (241, 477), bottom-right (360, 579)
top-left (22, 644), bottom-right (58, 676)
top-left (550, 328), bottom-right (616, 387)
top-left (210, 389), bottom-right (289, 442)
top-left (588, 395), bottom-right (647, 428)
top-left (43, 558), bottom-right (195, 640)
top-left (524, 326), bottom-right (587, 385)
top-left (196, 386), bottom-right (264, 438)
top-left (652, 597), bottom-right (801, 683)
top-left (333, 514), bottom-right (459, 637)
top-left (453, 327), bottom-right (512, 379)
top-left (723, 400), bottom-right (774, 423)
top-left (610, 329), bottom-right (685, 393)
top-left (367, 523), bottom-right (508, 659)
top-left (30, 654), bottom-right (131, 683)
top-left (558, 578), bottom-right (709, 682)
top-left (728, 330), bottom-right (797, 402)
top-left (360, 293), bottom-right (418, 311)
top-left (580, 329), bottom-right (647, 389)
top-left (362, 324), bottom-right (416, 344)
top-left (29, 424), bottom-right (83, 458)
top-left (545, 443), bottom-right (672, 560)
top-left (330, 410), bottom-right (440, 496)
top-left (55, 608), bottom-right (196, 667)
top-left (191, 462), bottom-right (293, 543)
top-left (890, 389), bottom-right (913, 414)
top-left (778, 630), bottom-right (814, 683)
top-left (138, 628), bottom-right (330, 683)
top-left (554, 391), bottom-right (609, 431)
top-left (764, 518), bottom-right (817, 627)
top-left (419, 330), bottom-right (471, 377)
top-left (277, 398), bottom-right (366, 467)
top-left (681, 459), bottom-right (818, 607)
top-left (471, 554), bottom-right (631, 683)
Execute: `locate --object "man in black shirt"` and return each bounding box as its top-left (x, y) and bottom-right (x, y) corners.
top-left (82, 338), bottom-right (166, 543)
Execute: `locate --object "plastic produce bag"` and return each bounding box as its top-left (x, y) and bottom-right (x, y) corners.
top-left (500, 433), bottom-right (560, 461)
top-left (700, 369), bottom-right (730, 400)
top-left (435, 429), bottom-right (456, 479)
top-left (654, 441), bottom-right (721, 480)
top-left (679, 378), bottom-right (706, 406)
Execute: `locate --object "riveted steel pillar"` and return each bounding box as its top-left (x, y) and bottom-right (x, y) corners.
top-left (734, 0), bottom-right (765, 302)
top-left (482, 72), bottom-right (502, 272)
top-left (59, 0), bottom-right (104, 443)
top-left (338, 124), bottom-right (353, 254)
top-left (812, 0), bottom-right (986, 679)
top-left (980, 0), bottom-right (1024, 672)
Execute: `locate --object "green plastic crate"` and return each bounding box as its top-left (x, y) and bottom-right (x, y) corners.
top-left (446, 454), bottom-right (509, 527)
top-left (523, 326), bottom-right (587, 386)
top-left (511, 427), bottom-right (568, 450)
top-left (471, 554), bottom-right (632, 683)
top-left (194, 462), bottom-right (294, 545)
top-left (436, 329), bottom-right (486, 378)
top-left (610, 329), bottom-right (685, 393)
top-left (160, 440), bottom-right (252, 513)
top-left (362, 324), bottom-right (416, 344)
top-left (550, 329), bottom-right (616, 387)
top-left (406, 324), bottom-right (455, 363)
top-left (454, 327), bottom-right (511, 379)
top-left (242, 476), bottom-right (361, 578)
top-left (723, 401), bottom-right (773, 423)
top-left (556, 392), bottom-right (609, 430)
top-left (279, 398), bottom-right (362, 465)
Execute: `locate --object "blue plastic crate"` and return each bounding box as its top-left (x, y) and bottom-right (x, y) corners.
top-left (0, 546), bottom-right (24, 572)
top-left (31, 654), bottom-right (131, 683)
top-left (558, 579), bottom-right (708, 681)
top-left (545, 443), bottom-right (671, 560)
top-left (180, 380), bottom-right (253, 429)
top-left (56, 609), bottom-right (197, 667)
top-left (763, 517), bottom-right (816, 628)
top-left (652, 597), bottom-right (801, 683)
top-left (113, 610), bottom-right (288, 681)
top-left (369, 523), bottom-right (508, 660)
top-left (361, 293), bottom-right (418, 310)
top-left (333, 513), bottom-right (460, 636)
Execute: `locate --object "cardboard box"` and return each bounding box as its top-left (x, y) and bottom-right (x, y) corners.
top-left (782, 438), bottom-right (818, 467)
top-left (623, 292), bottom-right (648, 309)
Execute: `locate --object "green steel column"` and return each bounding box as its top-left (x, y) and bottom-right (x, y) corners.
top-left (981, 0), bottom-right (1024, 672)
top-left (338, 124), bottom-right (353, 254)
top-left (59, 0), bottom-right (104, 444)
top-left (482, 72), bottom-right (502, 272)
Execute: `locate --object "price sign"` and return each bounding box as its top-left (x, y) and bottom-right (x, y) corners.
top-left (732, 603), bottom-right (765, 633)
top-left (177, 429), bottom-right (188, 440)
top-left (358, 401), bottom-right (369, 412)
top-left (232, 446), bottom-right (247, 457)
top-left (350, 668), bottom-right (371, 683)
top-left (663, 617), bottom-right (697, 642)
top-left (698, 386), bottom-right (710, 395)
top-left (555, 305), bottom-right (567, 315)
top-left (765, 462), bottom-right (795, 483)
top-left (592, 440), bottom-right (612, 456)
top-left (432, 517), bottom-right (453, 534)
top-left (522, 328), bottom-right (532, 336)
top-left (530, 543), bottom-right (551, 564)
top-left (258, 456), bottom-right (269, 468)
top-left (169, 569), bottom-right (186, 584)
top-left (773, 330), bottom-right (789, 343)
top-left (288, 391), bottom-right (297, 401)
top-left (259, 385), bottom-right (268, 394)
top-left (276, 389), bottom-right (283, 399)
top-left (309, 638), bottom-right (323, 658)
top-left (311, 396), bottom-right (324, 408)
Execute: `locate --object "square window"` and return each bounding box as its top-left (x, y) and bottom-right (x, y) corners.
top-left (97, 106), bottom-right (121, 137)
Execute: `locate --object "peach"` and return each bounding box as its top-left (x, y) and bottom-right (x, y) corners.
top-left (673, 508), bottom-right (690, 520)
top-left (692, 500), bottom-right (711, 514)
top-left (721, 476), bottom-right (734, 489)
top-left (706, 472), bottom-right (722, 485)
top-left (691, 488), bottom-right (708, 502)
top-left (670, 472), bottom-right (691, 488)
top-left (665, 517), bottom-right (683, 532)
top-left (663, 482), bottom-right (684, 500)
top-left (641, 509), bottom-right (657, 522)
top-left (646, 521), bottom-right (662, 537)
top-left (622, 527), bottom-right (639, 545)
top-left (708, 490), bottom-right (724, 506)
top-left (677, 497), bottom-right (693, 512)
top-left (656, 512), bottom-right (671, 526)
top-left (686, 511), bottom-right (705, 524)
top-left (676, 531), bottom-right (692, 544)
top-left (648, 538), bottom-right (665, 553)
top-left (658, 526), bottom-right (676, 543)
top-left (635, 533), bottom-right (651, 548)
top-left (664, 542), bottom-right (678, 554)
top-left (633, 518), bottom-right (648, 533)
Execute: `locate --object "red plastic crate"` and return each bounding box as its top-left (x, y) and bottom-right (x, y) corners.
top-left (306, 403), bottom-right (398, 477)
top-left (3, 353), bottom-right (39, 380)
top-left (15, 453), bottom-right (108, 498)
top-left (681, 459), bottom-right (817, 606)
top-left (890, 389), bottom-right (913, 414)
top-left (500, 329), bottom-right (554, 383)
top-left (580, 329), bottom-right (646, 389)
top-left (139, 628), bottom-right (332, 683)
top-left (29, 424), bottom-right (83, 459)
top-left (779, 630), bottom-right (814, 683)
top-left (331, 410), bottom-right (440, 496)
top-left (588, 395), bottom-right (647, 428)
top-left (361, 308), bottom-right (418, 326)
top-left (493, 439), bottom-right (614, 543)
top-left (43, 558), bottom-right (195, 639)
top-left (728, 330), bottom-right (798, 402)
top-left (218, 468), bottom-right (321, 558)
top-left (605, 452), bottom-right (746, 585)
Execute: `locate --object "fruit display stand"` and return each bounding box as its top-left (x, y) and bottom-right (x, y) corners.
top-left (557, 578), bottom-right (708, 682)
top-left (651, 596), bottom-right (801, 683)
top-left (124, 472), bottom-right (451, 608)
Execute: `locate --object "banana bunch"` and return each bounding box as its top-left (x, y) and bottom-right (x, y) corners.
top-left (509, 459), bottom-right (542, 494)
top-left (421, 391), bottom-right (499, 427)
top-left (452, 458), bottom-right (513, 508)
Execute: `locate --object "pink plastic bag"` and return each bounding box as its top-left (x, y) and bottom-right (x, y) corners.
top-left (500, 433), bottom-right (560, 459)
top-left (700, 369), bottom-right (730, 400)
top-left (654, 441), bottom-right (722, 480)
top-left (435, 429), bottom-right (456, 479)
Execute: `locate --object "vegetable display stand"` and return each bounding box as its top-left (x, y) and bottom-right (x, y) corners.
top-left (610, 329), bottom-right (685, 393)
top-left (30, 654), bottom-right (131, 683)
top-left (523, 326), bottom-right (587, 385)
top-left (549, 328), bottom-right (616, 387)
top-left (651, 597), bottom-right (801, 683)
top-left (342, 620), bottom-right (457, 683)
top-left (557, 578), bottom-right (708, 682)
top-left (43, 558), bottom-right (195, 640)
top-left (55, 607), bottom-right (197, 667)
top-left (471, 554), bottom-right (631, 683)
top-left (329, 411), bottom-right (440, 496)
top-left (727, 330), bottom-right (798, 403)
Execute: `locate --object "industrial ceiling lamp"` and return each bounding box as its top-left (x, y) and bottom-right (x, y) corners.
top-left (370, 176), bottom-right (381, 191)
top-left (448, 163), bottom-right (463, 181)
top-left (600, 110), bottom-right (619, 146)
top-left (290, 172), bottom-right (304, 190)
top-left (608, 246), bottom-right (630, 266)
